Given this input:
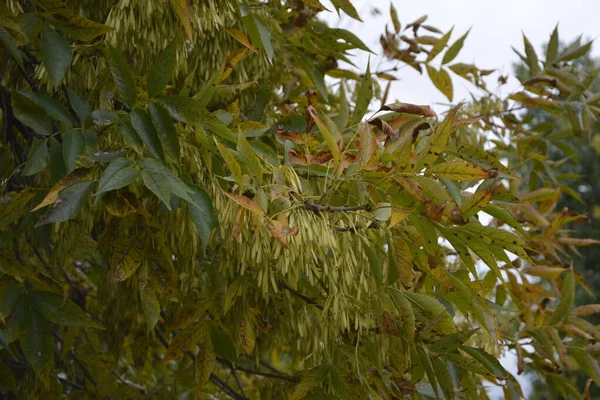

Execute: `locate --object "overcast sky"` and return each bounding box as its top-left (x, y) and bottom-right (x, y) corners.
top-left (322, 0), bottom-right (600, 111)
top-left (321, 1), bottom-right (599, 397)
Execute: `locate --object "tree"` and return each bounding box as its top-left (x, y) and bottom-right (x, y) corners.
top-left (0, 1), bottom-right (599, 399)
top-left (510, 37), bottom-right (600, 399)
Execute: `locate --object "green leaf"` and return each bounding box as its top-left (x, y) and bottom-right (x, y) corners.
top-left (90, 109), bottom-right (119, 126)
top-left (549, 269), bottom-right (575, 325)
top-left (442, 29), bottom-right (470, 65)
top-left (66, 88), bottom-right (91, 122)
top-left (545, 25), bottom-right (559, 66)
top-left (0, 28), bottom-right (24, 71)
top-left (11, 91), bottom-right (53, 135)
top-left (460, 346), bottom-right (508, 379)
top-left (106, 43), bottom-right (136, 107)
top-left (21, 92), bottom-right (71, 124)
top-left (188, 185), bottom-right (214, 254)
top-left (23, 138), bottom-right (49, 176)
top-left (389, 290), bottom-right (416, 341)
top-left (330, 0), bottom-right (362, 21)
top-left (30, 291), bottom-right (104, 329)
top-left (119, 120), bottom-right (143, 149)
top-left (41, 25), bottom-right (72, 88)
top-left (571, 348), bottom-right (600, 387)
top-left (51, 15), bottom-right (114, 41)
top-left (138, 159), bottom-right (192, 201)
top-left (522, 34), bottom-right (540, 76)
top-left (307, 106), bottom-right (341, 166)
top-left (142, 170), bottom-right (172, 210)
top-left (147, 39), bottom-right (177, 98)
top-left (96, 158), bottom-right (140, 195)
top-left (404, 292), bottom-right (456, 335)
top-left (209, 324), bottom-right (238, 361)
top-left (163, 321), bottom-right (208, 363)
top-left (557, 40), bottom-right (593, 62)
top-left (482, 204), bottom-right (524, 233)
top-left (432, 357), bottom-right (454, 400)
top-left (236, 130), bottom-right (262, 181)
top-left (416, 105), bottom-right (459, 170)
top-left (37, 180), bottom-right (93, 226)
top-left (49, 137), bottom-right (67, 184)
top-left (0, 359), bottom-right (17, 391)
top-left (426, 27), bottom-right (453, 63)
top-left (240, 3), bottom-right (273, 61)
top-left (363, 239), bottom-right (383, 287)
top-left (130, 108), bottom-right (166, 162)
top-left (290, 365), bottom-right (329, 400)
top-left (63, 127), bottom-right (85, 173)
top-left (426, 66), bottom-right (454, 101)
top-left (149, 102), bottom-right (180, 161)
top-left (22, 309), bottom-right (53, 377)
top-left (430, 329), bottom-right (478, 353)
top-left (160, 96), bottom-right (237, 142)
top-left (349, 60), bottom-right (373, 127)
top-left (140, 286), bottom-right (160, 333)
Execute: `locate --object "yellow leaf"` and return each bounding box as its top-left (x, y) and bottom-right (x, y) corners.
top-left (307, 105), bottom-right (341, 166)
top-left (162, 321), bottom-right (207, 363)
top-left (358, 123), bottom-right (377, 167)
top-left (426, 66), bottom-right (454, 101)
top-left (224, 280), bottom-right (243, 314)
top-left (225, 28), bottom-right (257, 53)
top-left (239, 317), bottom-right (255, 355)
top-left (219, 47), bottom-right (249, 83)
top-left (111, 240), bottom-right (145, 283)
top-left (427, 160), bottom-right (495, 180)
top-left (388, 208), bottom-right (412, 228)
top-left (215, 139), bottom-right (243, 186)
top-left (461, 183), bottom-right (499, 218)
top-left (195, 337), bottom-right (216, 394)
top-left (169, 0), bottom-right (193, 40)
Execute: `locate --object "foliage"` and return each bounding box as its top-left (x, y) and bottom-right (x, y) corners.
top-left (0, 1), bottom-right (599, 399)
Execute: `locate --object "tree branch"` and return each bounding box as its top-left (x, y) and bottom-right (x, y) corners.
top-left (278, 280), bottom-right (324, 311)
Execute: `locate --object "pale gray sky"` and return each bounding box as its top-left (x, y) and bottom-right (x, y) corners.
top-left (322, 0), bottom-right (599, 111)
top-left (321, 1), bottom-right (598, 397)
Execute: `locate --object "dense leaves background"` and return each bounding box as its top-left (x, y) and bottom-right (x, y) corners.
top-left (0, 0), bottom-right (599, 399)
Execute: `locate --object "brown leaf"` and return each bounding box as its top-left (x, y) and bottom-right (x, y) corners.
top-left (276, 129), bottom-right (312, 145)
top-left (312, 151), bottom-right (334, 165)
top-left (572, 304), bottom-right (600, 317)
top-left (288, 148), bottom-right (311, 166)
top-left (265, 215), bottom-right (298, 248)
top-left (516, 342), bottom-right (525, 375)
top-left (379, 102), bottom-right (436, 117)
top-left (382, 311), bottom-right (399, 336)
top-left (557, 237), bottom-right (600, 247)
top-left (223, 192), bottom-right (265, 216)
top-left (368, 118), bottom-right (395, 140)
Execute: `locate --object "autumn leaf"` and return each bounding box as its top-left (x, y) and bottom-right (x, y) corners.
top-left (426, 160), bottom-right (495, 180)
top-left (223, 192), bottom-right (265, 216)
top-left (379, 102), bottom-right (437, 117)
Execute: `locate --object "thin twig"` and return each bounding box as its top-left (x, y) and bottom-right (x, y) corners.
top-left (154, 329), bottom-right (246, 400)
top-left (278, 280), bottom-right (324, 311)
top-left (303, 201), bottom-right (372, 213)
top-left (217, 355), bottom-right (298, 383)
